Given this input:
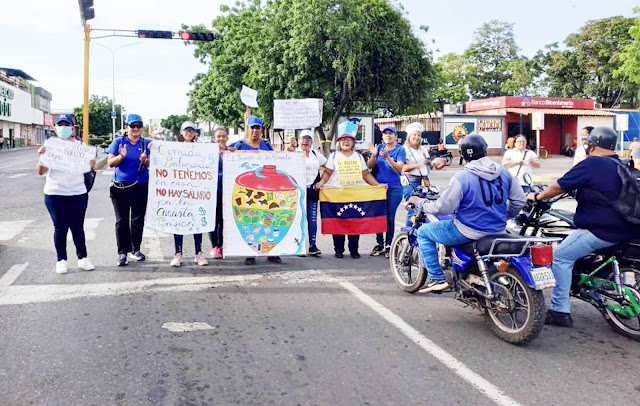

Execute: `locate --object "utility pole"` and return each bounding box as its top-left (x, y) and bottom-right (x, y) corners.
top-left (78, 0), bottom-right (95, 145)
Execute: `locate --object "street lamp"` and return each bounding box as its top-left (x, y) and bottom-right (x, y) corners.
top-left (91, 41), bottom-right (140, 139)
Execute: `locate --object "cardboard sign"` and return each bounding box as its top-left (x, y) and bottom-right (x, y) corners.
top-left (273, 98), bottom-right (323, 130)
top-left (40, 137), bottom-right (96, 174)
top-left (240, 85), bottom-right (259, 108)
top-left (146, 141), bottom-right (219, 235)
top-left (336, 158), bottom-right (363, 186)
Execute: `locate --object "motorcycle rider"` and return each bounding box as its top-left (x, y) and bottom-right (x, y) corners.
top-left (527, 126), bottom-right (640, 327)
top-left (407, 134), bottom-right (526, 293)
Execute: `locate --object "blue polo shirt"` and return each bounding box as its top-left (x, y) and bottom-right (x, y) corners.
top-left (375, 144), bottom-right (406, 188)
top-left (558, 155), bottom-right (640, 242)
top-left (107, 136), bottom-right (151, 184)
top-left (232, 139), bottom-right (273, 151)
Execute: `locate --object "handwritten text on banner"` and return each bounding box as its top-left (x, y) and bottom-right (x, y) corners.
top-left (337, 159), bottom-right (363, 186)
top-left (273, 98), bottom-right (323, 130)
top-left (40, 137), bottom-right (97, 175)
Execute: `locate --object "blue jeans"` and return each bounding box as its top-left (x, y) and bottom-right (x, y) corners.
top-left (403, 177), bottom-right (423, 226)
top-left (417, 220), bottom-right (472, 280)
top-left (45, 193), bottom-right (89, 261)
top-left (307, 195), bottom-right (319, 246)
top-left (551, 229), bottom-right (616, 313)
top-left (377, 186), bottom-right (403, 246)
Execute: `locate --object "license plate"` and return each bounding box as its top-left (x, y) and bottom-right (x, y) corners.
top-left (530, 267), bottom-right (556, 290)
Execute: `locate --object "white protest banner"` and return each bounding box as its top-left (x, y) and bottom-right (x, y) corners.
top-left (240, 85), bottom-right (259, 108)
top-left (273, 98), bottom-right (323, 130)
top-left (223, 151), bottom-right (306, 257)
top-left (39, 137), bottom-right (96, 175)
top-left (146, 141), bottom-right (219, 235)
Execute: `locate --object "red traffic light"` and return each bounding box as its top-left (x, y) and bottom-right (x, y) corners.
top-left (180, 31), bottom-right (216, 42)
top-left (180, 32), bottom-right (191, 40)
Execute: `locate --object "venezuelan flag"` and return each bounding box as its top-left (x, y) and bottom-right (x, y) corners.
top-left (319, 185), bottom-right (387, 235)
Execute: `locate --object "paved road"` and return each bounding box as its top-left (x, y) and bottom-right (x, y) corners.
top-left (0, 148), bottom-right (638, 405)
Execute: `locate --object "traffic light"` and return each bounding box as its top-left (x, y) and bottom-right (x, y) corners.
top-left (137, 30), bottom-right (173, 39)
top-left (78, 0), bottom-right (95, 22)
top-left (180, 31), bottom-right (216, 42)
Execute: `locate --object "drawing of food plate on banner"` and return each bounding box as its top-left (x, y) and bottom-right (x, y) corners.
top-left (223, 151), bottom-right (306, 257)
top-left (146, 141), bottom-right (219, 235)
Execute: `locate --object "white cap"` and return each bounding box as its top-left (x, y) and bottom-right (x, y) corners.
top-left (299, 129), bottom-right (313, 139)
top-left (180, 120), bottom-right (197, 131)
top-left (406, 122), bottom-right (425, 134)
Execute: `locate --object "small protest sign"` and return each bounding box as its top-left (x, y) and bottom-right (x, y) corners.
top-left (40, 137), bottom-right (96, 174)
top-left (273, 98), bottom-right (323, 130)
top-left (337, 159), bottom-right (363, 186)
top-left (240, 85), bottom-right (259, 108)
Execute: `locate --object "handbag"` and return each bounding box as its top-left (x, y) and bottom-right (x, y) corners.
top-left (308, 173), bottom-right (321, 201)
top-left (84, 169), bottom-right (97, 193)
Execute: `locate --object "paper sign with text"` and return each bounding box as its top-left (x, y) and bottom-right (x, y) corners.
top-left (40, 137), bottom-right (97, 174)
top-left (146, 141), bottom-right (219, 235)
top-left (240, 85), bottom-right (259, 108)
top-left (337, 159), bottom-right (363, 186)
top-left (273, 98), bottom-right (323, 130)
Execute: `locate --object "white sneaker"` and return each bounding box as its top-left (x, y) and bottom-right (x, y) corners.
top-left (170, 253), bottom-right (183, 267)
top-left (195, 252), bottom-right (208, 266)
top-left (78, 257), bottom-right (95, 271)
top-left (56, 260), bottom-right (68, 274)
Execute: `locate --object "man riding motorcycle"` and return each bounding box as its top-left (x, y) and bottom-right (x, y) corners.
top-left (407, 134), bottom-right (526, 293)
top-left (527, 126), bottom-right (640, 327)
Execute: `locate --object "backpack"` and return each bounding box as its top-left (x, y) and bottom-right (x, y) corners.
top-left (607, 157), bottom-right (640, 224)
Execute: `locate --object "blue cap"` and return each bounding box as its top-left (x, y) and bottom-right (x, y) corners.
top-left (55, 114), bottom-right (74, 125)
top-left (247, 115), bottom-right (263, 128)
top-left (382, 126), bottom-right (397, 135)
top-left (126, 114), bottom-right (143, 126)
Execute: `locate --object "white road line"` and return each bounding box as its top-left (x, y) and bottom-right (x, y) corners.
top-left (0, 220), bottom-right (33, 241)
top-left (162, 322), bottom-right (214, 332)
top-left (0, 263), bottom-right (29, 297)
top-left (0, 159), bottom-right (36, 170)
top-left (8, 173), bottom-right (27, 179)
top-left (144, 229), bottom-right (164, 261)
top-left (338, 281), bottom-right (522, 406)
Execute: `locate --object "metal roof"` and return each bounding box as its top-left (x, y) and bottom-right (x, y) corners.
top-left (505, 108), bottom-right (615, 117)
top-left (0, 68), bottom-right (37, 81)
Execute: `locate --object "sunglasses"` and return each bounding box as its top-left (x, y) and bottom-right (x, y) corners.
top-left (183, 128), bottom-right (195, 133)
top-left (129, 123), bottom-right (143, 129)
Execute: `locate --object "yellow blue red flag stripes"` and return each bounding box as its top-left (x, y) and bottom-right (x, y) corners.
top-left (319, 185), bottom-right (387, 235)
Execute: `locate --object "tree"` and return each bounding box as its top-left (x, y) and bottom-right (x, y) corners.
top-left (161, 114), bottom-right (191, 137)
top-left (543, 16), bottom-right (638, 108)
top-left (499, 56), bottom-right (543, 96)
top-left (185, 0), bottom-right (436, 153)
top-left (73, 95), bottom-right (123, 137)
top-left (464, 20), bottom-right (518, 98)
top-left (616, 8), bottom-right (640, 89)
top-left (433, 53), bottom-right (479, 104)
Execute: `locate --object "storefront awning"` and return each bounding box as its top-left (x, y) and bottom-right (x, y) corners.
top-left (505, 108), bottom-right (615, 117)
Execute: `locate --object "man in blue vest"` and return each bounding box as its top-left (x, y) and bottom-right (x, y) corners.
top-left (407, 134), bottom-right (526, 293)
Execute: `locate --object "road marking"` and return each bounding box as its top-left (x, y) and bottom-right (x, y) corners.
top-left (144, 229), bottom-right (164, 261)
top-left (339, 281), bottom-right (521, 406)
top-left (8, 173), bottom-right (27, 179)
top-left (162, 322), bottom-right (214, 333)
top-left (0, 220), bottom-right (33, 241)
top-left (0, 263), bottom-right (29, 297)
top-left (0, 159), bottom-right (35, 170)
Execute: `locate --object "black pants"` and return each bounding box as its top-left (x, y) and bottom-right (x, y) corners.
top-left (44, 194), bottom-right (88, 261)
top-left (110, 183), bottom-right (148, 254)
top-left (332, 235), bottom-right (360, 255)
top-left (208, 183), bottom-right (223, 247)
top-left (174, 234), bottom-right (203, 254)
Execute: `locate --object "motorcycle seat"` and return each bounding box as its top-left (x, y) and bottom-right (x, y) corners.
top-left (455, 233), bottom-right (528, 256)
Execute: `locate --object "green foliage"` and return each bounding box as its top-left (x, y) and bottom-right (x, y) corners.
top-left (73, 95), bottom-right (123, 137)
top-left (500, 56), bottom-right (543, 96)
top-left (616, 8), bottom-right (640, 89)
top-left (433, 53), bottom-right (479, 104)
top-left (88, 138), bottom-right (103, 146)
top-left (185, 0), bottom-right (435, 150)
top-left (161, 114), bottom-right (191, 136)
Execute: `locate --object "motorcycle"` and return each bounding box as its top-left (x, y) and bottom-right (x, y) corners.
top-left (515, 185), bottom-right (640, 340)
top-left (429, 146), bottom-right (453, 166)
top-left (390, 185), bottom-right (561, 344)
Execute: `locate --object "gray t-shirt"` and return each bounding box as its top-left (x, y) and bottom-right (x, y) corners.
top-left (632, 145), bottom-right (640, 160)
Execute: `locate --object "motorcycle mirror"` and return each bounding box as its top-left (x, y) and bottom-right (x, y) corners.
top-left (522, 173), bottom-right (533, 187)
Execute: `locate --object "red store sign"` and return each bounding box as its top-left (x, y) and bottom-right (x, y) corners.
top-left (466, 96), bottom-right (595, 112)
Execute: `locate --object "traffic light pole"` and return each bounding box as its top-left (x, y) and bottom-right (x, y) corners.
top-left (82, 23), bottom-right (91, 145)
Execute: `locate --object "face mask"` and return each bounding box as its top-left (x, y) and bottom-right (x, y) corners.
top-left (55, 126), bottom-right (73, 139)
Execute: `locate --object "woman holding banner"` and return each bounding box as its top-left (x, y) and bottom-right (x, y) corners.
top-left (36, 114), bottom-right (95, 274)
top-left (169, 121), bottom-right (209, 267)
top-left (209, 127), bottom-right (230, 259)
top-left (299, 130), bottom-right (326, 256)
top-left (315, 122), bottom-right (379, 258)
top-left (367, 126), bottom-right (406, 258)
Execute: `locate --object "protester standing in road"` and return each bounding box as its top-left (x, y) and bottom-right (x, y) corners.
top-left (502, 135), bottom-right (540, 193)
top-left (36, 114), bottom-right (95, 274)
top-left (627, 137), bottom-right (638, 158)
top-left (232, 115), bottom-right (281, 266)
top-left (209, 127), bottom-right (230, 259)
top-left (315, 125), bottom-right (379, 258)
top-left (299, 130), bottom-right (327, 256)
top-left (367, 126), bottom-right (406, 258)
top-left (107, 114), bottom-right (150, 266)
top-left (286, 136), bottom-right (298, 152)
top-left (573, 126), bottom-right (593, 166)
top-left (402, 122), bottom-right (431, 226)
top-left (170, 121), bottom-right (209, 267)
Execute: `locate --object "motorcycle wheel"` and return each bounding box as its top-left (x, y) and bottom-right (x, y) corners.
top-left (484, 267), bottom-right (546, 344)
top-left (445, 155), bottom-right (452, 166)
top-left (389, 232), bottom-right (427, 293)
top-left (604, 266), bottom-right (640, 340)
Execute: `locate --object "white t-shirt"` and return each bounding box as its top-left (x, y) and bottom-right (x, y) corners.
top-left (324, 151), bottom-right (368, 189)
top-left (504, 148), bottom-right (538, 185)
top-left (573, 144), bottom-right (587, 166)
top-left (299, 148), bottom-right (327, 187)
top-left (42, 168), bottom-right (87, 196)
top-left (403, 145), bottom-right (431, 177)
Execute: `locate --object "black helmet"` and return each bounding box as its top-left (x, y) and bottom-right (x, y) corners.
top-left (459, 134), bottom-right (487, 161)
top-left (587, 126), bottom-right (617, 150)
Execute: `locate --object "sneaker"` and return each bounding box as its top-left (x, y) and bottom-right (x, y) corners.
top-left (78, 257), bottom-right (95, 271)
top-left (130, 251), bottom-right (146, 262)
top-left (334, 252), bottom-right (344, 258)
top-left (55, 260), bottom-right (68, 274)
top-left (170, 253), bottom-right (183, 267)
top-left (195, 252), bottom-right (208, 266)
top-left (117, 254), bottom-right (128, 267)
top-left (309, 245), bottom-right (322, 256)
top-left (267, 256), bottom-right (282, 264)
top-left (210, 247), bottom-right (216, 258)
top-left (370, 244), bottom-right (385, 256)
top-left (418, 278), bottom-right (450, 294)
top-left (245, 257), bottom-right (256, 265)
top-left (351, 252), bottom-right (361, 259)
top-left (545, 309), bottom-right (573, 328)
top-left (212, 246), bottom-right (223, 259)
top-left (383, 246), bottom-right (390, 258)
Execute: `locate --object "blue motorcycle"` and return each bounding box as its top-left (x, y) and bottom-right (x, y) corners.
top-left (389, 185), bottom-right (561, 344)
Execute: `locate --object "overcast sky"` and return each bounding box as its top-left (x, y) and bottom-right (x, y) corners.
top-left (3, 0), bottom-right (637, 122)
